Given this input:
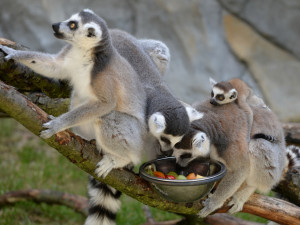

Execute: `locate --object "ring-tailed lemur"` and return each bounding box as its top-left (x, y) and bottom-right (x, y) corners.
top-left (0, 9), bottom-right (149, 225)
top-left (173, 79), bottom-right (298, 217)
top-left (110, 29), bottom-right (202, 157)
top-left (0, 9), bottom-right (148, 178)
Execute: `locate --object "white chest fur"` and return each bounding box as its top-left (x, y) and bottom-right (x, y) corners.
top-left (63, 47), bottom-right (97, 101)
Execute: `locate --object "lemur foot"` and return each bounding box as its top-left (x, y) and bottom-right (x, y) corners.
top-left (95, 155), bottom-right (116, 178)
top-left (40, 116), bottom-right (61, 139)
top-left (197, 197), bottom-right (223, 218)
top-left (0, 45), bottom-right (17, 61)
top-left (227, 198), bottom-right (245, 214)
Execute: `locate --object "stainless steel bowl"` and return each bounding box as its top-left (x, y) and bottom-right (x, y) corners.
top-left (139, 157), bottom-right (226, 203)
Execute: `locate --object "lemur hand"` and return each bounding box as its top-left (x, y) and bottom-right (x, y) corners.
top-left (197, 196), bottom-right (223, 218)
top-left (40, 115), bottom-right (61, 139)
top-left (0, 45), bottom-right (17, 61)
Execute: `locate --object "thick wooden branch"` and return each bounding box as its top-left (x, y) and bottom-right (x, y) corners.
top-left (0, 189), bottom-right (88, 216)
top-left (206, 213), bottom-right (263, 225)
top-left (1, 80), bottom-right (300, 224)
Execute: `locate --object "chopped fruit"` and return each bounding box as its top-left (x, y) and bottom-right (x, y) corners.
top-left (196, 174), bottom-right (205, 179)
top-left (187, 172), bottom-right (196, 180)
top-left (167, 171), bottom-right (178, 178)
top-left (177, 175), bottom-right (187, 180)
top-left (166, 175), bottom-right (176, 180)
top-left (153, 171), bottom-right (166, 179)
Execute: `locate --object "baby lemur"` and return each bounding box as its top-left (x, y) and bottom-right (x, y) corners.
top-left (209, 78), bottom-right (274, 142)
top-left (173, 78), bottom-right (293, 217)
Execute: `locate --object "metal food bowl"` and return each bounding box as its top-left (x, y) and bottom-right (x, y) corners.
top-left (139, 157), bottom-right (226, 203)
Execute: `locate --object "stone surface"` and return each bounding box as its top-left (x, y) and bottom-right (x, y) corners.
top-left (224, 14), bottom-right (300, 121)
top-left (0, 0), bottom-right (299, 121)
top-left (220, 0), bottom-right (300, 60)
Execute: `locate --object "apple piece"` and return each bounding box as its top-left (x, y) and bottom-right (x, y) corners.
top-left (177, 175), bottom-right (187, 180)
top-left (166, 175), bottom-right (176, 180)
top-left (167, 171), bottom-right (178, 178)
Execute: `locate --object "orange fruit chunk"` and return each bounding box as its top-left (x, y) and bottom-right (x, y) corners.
top-left (187, 173), bottom-right (196, 180)
top-left (153, 171), bottom-right (166, 179)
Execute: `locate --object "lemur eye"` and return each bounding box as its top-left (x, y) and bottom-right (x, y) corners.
top-left (216, 94), bottom-right (225, 101)
top-left (230, 92), bottom-right (237, 99)
top-left (68, 21), bottom-right (78, 30)
top-left (160, 137), bottom-right (171, 145)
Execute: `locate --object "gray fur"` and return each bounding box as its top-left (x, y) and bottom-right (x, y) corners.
top-left (139, 39), bottom-right (170, 75)
top-left (110, 29), bottom-right (192, 153)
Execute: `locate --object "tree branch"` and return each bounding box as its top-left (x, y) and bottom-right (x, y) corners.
top-left (0, 189), bottom-right (88, 216)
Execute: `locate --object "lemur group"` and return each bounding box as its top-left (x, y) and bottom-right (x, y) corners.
top-left (1, 9), bottom-right (299, 225)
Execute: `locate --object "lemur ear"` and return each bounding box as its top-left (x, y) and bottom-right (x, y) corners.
top-left (192, 132), bottom-right (210, 157)
top-left (185, 106), bottom-right (204, 122)
top-left (148, 112), bottom-right (166, 134)
top-left (229, 89), bottom-right (238, 99)
top-left (209, 77), bottom-right (217, 88)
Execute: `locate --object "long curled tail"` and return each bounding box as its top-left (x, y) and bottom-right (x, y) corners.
top-left (286, 145), bottom-right (300, 169)
top-left (252, 133), bottom-right (276, 143)
top-left (84, 176), bottom-right (122, 225)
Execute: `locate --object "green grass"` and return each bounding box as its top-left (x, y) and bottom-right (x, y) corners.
top-left (0, 118), bottom-right (269, 224)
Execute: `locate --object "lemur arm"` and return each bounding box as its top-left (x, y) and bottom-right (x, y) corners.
top-left (0, 45), bottom-right (66, 79)
top-left (40, 100), bottom-right (116, 139)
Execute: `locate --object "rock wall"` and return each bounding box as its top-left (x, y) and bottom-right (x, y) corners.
top-left (0, 0), bottom-right (299, 121)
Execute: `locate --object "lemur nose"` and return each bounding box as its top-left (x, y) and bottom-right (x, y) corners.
top-left (163, 149), bottom-right (174, 157)
top-left (52, 23), bottom-right (61, 33)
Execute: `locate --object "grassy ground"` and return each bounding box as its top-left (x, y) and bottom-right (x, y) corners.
top-left (0, 118), bottom-right (267, 224)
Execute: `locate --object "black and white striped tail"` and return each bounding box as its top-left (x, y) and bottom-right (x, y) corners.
top-left (84, 176), bottom-right (122, 225)
top-left (252, 133), bottom-right (276, 143)
top-left (286, 145), bottom-right (300, 169)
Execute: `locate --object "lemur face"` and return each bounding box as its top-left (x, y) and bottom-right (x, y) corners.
top-left (209, 78), bottom-right (237, 106)
top-left (173, 131), bottom-right (210, 167)
top-left (148, 112), bottom-right (183, 155)
top-left (210, 86), bottom-right (237, 106)
top-left (52, 9), bottom-right (105, 48)
top-left (148, 107), bottom-right (203, 156)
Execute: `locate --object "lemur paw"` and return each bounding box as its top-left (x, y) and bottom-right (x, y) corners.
top-left (197, 198), bottom-right (222, 218)
top-left (227, 198), bottom-right (245, 214)
top-left (40, 116), bottom-right (61, 139)
top-left (95, 155), bottom-right (116, 178)
top-left (0, 45), bottom-right (16, 61)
